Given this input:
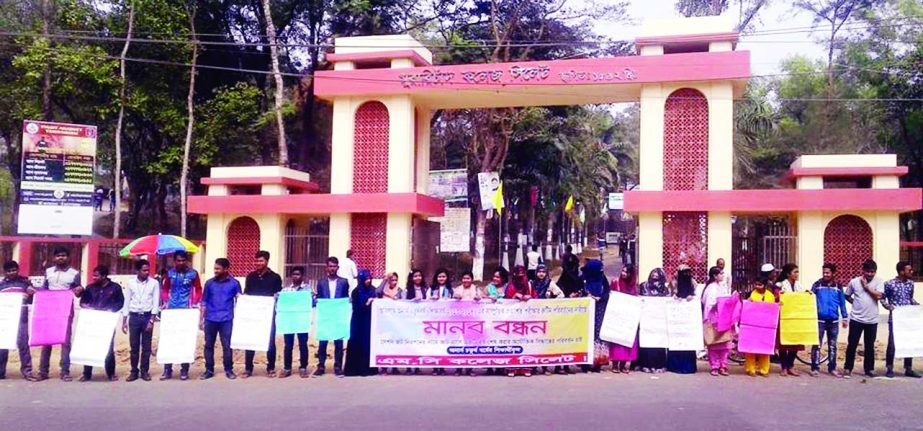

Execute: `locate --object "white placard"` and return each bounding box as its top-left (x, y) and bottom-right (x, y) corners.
top-left (156, 309), bottom-right (200, 365)
top-left (69, 309), bottom-right (119, 367)
top-left (893, 305), bottom-right (923, 359)
top-left (476, 172), bottom-right (500, 210)
top-left (600, 292), bottom-right (641, 347)
top-left (639, 297), bottom-right (669, 348)
top-left (607, 193), bottom-right (624, 210)
top-left (0, 293), bottom-right (24, 350)
top-left (667, 299), bottom-right (705, 352)
top-left (230, 295), bottom-right (275, 351)
top-left (432, 207), bottom-right (471, 253)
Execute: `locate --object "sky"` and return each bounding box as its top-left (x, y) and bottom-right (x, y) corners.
top-left (595, 0), bottom-right (828, 76)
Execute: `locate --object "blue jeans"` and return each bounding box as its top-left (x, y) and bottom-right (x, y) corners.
top-left (811, 319), bottom-right (839, 372)
top-left (204, 320), bottom-right (233, 373)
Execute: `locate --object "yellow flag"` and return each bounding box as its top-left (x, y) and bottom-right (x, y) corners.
top-left (493, 181), bottom-right (505, 215)
top-left (564, 195), bottom-right (574, 213)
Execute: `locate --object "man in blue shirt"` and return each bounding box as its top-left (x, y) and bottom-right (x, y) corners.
top-left (313, 257), bottom-right (350, 378)
top-left (883, 261), bottom-right (921, 379)
top-left (160, 250), bottom-right (202, 381)
top-left (200, 258), bottom-right (241, 380)
top-left (810, 263), bottom-right (848, 377)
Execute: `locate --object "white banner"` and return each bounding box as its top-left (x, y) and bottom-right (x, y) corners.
top-left (432, 207), bottom-right (471, 253)
top-left (69, 310), bottom-right (119, 367)
top-left (230, 295), bottom-right (275, 351)
top-left (667, 299), bottom-right (705, 352)
top-left (639, 297), bottom-right (669, 348)
top-left (370, 298), bottom-right (594, 368)
top-left (156, 309), bottom-right (200, 365)
top-left (599, 292), bottom-right (641, 347)
top-left (476, 172), bottom-right (499, 210)
top-left (893, 305), bottom-right (923, 359)
top-left (0, 293), bottom-right (23, 350)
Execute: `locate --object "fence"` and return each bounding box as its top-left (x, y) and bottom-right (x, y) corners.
top-left (283, 227), bottom-right (329, 282)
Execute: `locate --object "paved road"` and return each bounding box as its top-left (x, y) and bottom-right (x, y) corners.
top-left (2, 370), bottom-right (921, 431)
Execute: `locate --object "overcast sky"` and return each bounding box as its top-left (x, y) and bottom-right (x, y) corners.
top-left (595, 0), bottom-right (828, 76)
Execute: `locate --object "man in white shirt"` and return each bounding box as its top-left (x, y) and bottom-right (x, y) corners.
top-left (716, 258), bottom-right (732, 290)
top-left (337, 250), bottom-right (359, 293)
top-left (37, 247), bottom-right (83, 381)
top-left (122, 259), bottom-right (160, 382)
top-left (526, 245), bottom-right (542, 281)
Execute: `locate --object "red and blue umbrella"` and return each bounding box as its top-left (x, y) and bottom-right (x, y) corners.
top-left (119, 234), bottom-right (200, 257)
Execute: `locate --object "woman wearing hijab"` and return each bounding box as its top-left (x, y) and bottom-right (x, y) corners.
top-left (637, 268), bottom-right (670, 373)
top-left (667, 265), bottom-right (698, 374)
top-left (609, 264), bottom-right (638, 374)
top-left (777, 263), bottom-right (805, 376)
top-left (344, 269), bottom-right (377, 377)
top-left (504, 266), bottom-right (534, 377)
top-left (532, 264), bottom-right (564, 299)
top-left (581, 259), bottom-right (610, 373)
top-left (702, 266), bottom-right (732, 376)
top-left (557, 246), bottom-right (583, 298)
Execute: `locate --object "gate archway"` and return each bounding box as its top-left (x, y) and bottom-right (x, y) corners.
top-left (823, 215), bottom-right (872, 285)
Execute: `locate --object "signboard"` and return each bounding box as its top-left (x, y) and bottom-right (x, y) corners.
top-left (432, 207), bottom-right (470, 253)
top-left (370, 298), bottom-right (594, 368)
top-left (476, 172), bottom-right (500, 210)
top-left (608, 193), bottom-right (624, 210)
top-left (428, 169), bottom-right (468, 203)
top-left (18, 120), bottom-right (97, 235)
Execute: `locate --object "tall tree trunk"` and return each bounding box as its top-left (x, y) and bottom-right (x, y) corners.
top-left (260, 0), bottom-right (288, 166)
top-left (113, 3), bottom-right (134, 238)
top-left (180, 3), bottom-right (198, 238)
top-left (40, 0), bottom-right (52, 120)
top-left (472, 210), bottom-right (486, 281)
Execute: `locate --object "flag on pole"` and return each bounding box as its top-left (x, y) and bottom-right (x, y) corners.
top-left (493, 181), bottom-right (505, 215)
top-left (564, 195), bottom-right (574, 213)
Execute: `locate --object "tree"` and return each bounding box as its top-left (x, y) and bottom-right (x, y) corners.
top-left (179, 1), bottom-right (198, 238)
top-left (112, 1), bottom-right (134, 238)
top-left (261, 0), bottom-right (288, 166)
top-left (674, 0), bottom-right (771, 32)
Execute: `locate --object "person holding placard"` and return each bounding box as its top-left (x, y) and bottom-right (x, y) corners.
top-left (744, 278), bottom-right (776, 377)
top-left (345, 269), bottom-right (377, 377)
top-left (122, 259), bottom-right (160, 382)
top-left (313, 257), bottom-right (350, 378)
top-left (280, 266), bottom-right (310, 378)
top-left (777, 263), bottom-right (806, 377)
top-left (78, 266), bottom-right (124, 382)
top-left (809, 263), bottom-right (848, 378)
top-left (242, 250), bottom-right (283, 379)
top-left (160, 250), bottom-right (203, 381)
top-left (883, 261), bottom-right (921, 379)
top-left (0, 261), bottom-right (36, 381)
top-left (667, 265), bottom-right (697, 375)
top-left (200, 258), bottom-right (242, 380)
top-left (608, 264), bottom-right (638, 374)
top-left (638, 268), bottom-right (670, 373)
top-left (843, 260), bottom-right (884, 378)
top-left (504, 266), bottom-right (535, 377)
top-left (37, 247), bottom-right (83, 382)
top-left (702, 267), bottom-right (732, 377)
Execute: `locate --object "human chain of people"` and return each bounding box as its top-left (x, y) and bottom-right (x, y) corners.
top-left (1, 246), bottom-right (919, 382)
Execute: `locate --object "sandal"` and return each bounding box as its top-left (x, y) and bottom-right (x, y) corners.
top-left (710, 369), bottom-right (719, 376)
top-left (718, 368), bottom-right (729, 376)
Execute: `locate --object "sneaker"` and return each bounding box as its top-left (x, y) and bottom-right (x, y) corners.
top-left (180, 371), bottom-right (189, 381)
top-left (843, 369), bottom-right (852, 379)
top-left (312, 368), bottom-right (325, 378)
top-left (885, 369), bottom-right (894, 378)
top-left (267, 369), bottom-right (277, 378)
top-left (524, 371), bottom-right (532, 377)
top-left (280, 370), bottom-right (292, 379)
top-left (141, 373), bottom-right (152, 381)
top-left (200, 371), bottom-right (215, 380)
top-left (506, 371), bottom-right (515, 377)
top-left (225, 371), bottom-right (237, 380)
top-left (160, 371), bottom-right (173, 381)
top-left (126, 372), bottom-right (139, 382)
top-left (905, 370), bottom-right (922, 379)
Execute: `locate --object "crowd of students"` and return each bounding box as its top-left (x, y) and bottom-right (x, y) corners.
top-left (0, 245), bottom-right (919, 381)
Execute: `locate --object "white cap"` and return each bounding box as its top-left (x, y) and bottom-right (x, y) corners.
top-left (760, 263), bottom-right (775, 272)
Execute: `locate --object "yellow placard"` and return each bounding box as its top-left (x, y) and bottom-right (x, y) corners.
top-left (779, 292), bottom-right (818, 346)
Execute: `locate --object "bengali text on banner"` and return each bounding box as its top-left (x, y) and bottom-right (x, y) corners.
top-left (369, 298), bottom-right (594, 368)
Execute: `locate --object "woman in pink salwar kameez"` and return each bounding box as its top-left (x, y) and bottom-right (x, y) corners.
top-left (702, 266), bottom-right (732, 376)
top-left (609, 265), bottom-right (638, 373)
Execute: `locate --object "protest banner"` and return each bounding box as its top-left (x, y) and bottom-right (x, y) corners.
top-left (717, 296), bottom-right (741, 332)
top-left (69, 310), bottom-right (119, 368)
top-left (892, 305), bottom-right (923, 359)
top-left (477, 172), bottom-right (500, 210)
top-left (779, 292), bottom-right (818, 346)
top-left (600, 292), bottom-right (641, 347)
top-left (428, 169), bottom-right (468, 203)
top-left (737, 301), bottom-right (780, 355)
top-left (156, 309), bottom-right (200, 365)
top-left (639, 297), bottom-right (669, 348)
top-left (369, 298), bottom-right (594, 368)
top-left (230, 295), bottom-right (275, 351)
top-left (667, 299), bottom-right (704, 351)
top-left (29, 290), bottom-right (74, 346)
top-left (275, 291), bottom-right (313, 335)
top-left (0, 293), bottom-right (23, 350)
top-left (18, 120), bottom-right (97, 235)
top-left (316, 298), bottom-right (352, 341)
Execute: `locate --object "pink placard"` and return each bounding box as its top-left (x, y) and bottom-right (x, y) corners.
top-left (737, 301), bottom-right (780, 355)
top-left (716, 296), bottom-right (741, 332)
top-left (29, 290), bottom-right (74, 346)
